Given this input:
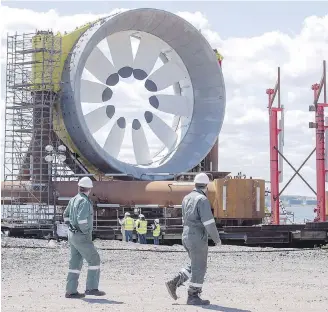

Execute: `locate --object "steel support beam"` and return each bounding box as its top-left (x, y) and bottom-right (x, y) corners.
top-left (311, 60), bottom-right (327, 222)
top-left (266, 67), bottom-right (282, 225)
top-left (276, 147), bottom-right (317, 196)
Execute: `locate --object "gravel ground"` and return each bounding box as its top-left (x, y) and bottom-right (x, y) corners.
top-left (1, 237), bottom-right (328, 312)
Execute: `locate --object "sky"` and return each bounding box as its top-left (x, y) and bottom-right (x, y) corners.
top-left (0, 1), bottom-right (328, 196)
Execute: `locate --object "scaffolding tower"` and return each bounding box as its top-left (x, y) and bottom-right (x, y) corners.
top-left (2, 31), bottom-right (64, 225)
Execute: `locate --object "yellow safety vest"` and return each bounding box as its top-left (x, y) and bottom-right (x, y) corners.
top-left (215, 51), bottom-right (224, 61)
top-left (136, 220), bottom-right (148, 234)
top-left (124, 217), bottom-right (134, 231)
top-left (153, 224), bottom-right (160, 237)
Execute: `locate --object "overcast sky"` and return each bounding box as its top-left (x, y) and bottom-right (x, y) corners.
top-left (1, 1), bottom-right (328, 196)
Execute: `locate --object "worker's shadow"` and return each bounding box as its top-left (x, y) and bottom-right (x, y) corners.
top-left (82, 298), bottom-right (124, 305)
top-left (173, 303), bottom-right (251, 312)
top-left (202, 304), bottom-right (251, 312)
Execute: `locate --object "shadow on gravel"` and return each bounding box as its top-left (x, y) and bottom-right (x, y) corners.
top-left (173, 304), bottom-right (251, 312)
top-left (82, 298), bottom-right (124, 305)
top-left (202, 304), bottom-right (251, 312)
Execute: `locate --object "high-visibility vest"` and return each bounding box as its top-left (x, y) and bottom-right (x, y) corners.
top-left (153, 224), bottom-right (160, 237)
top-left (215, 51), bottom-right (223, 61)
top-left (136, 220), bottom-right (148, 234)
top-left (124, 217), bottom-right (134, 231)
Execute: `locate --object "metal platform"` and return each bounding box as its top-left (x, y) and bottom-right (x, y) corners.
top-left (1, 223), bottom-right (54, 238)
top-left (2, 222), bottom-right (327, 248)
top-left (220, 223), bottom-right (328, 247)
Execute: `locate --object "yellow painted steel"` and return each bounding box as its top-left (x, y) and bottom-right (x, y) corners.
top-left (31, 20), bottom-right (104, 176)
top-left (31, 32), bottom-right (61, 91)
top-left (32, 22), bottom-right (95, 92)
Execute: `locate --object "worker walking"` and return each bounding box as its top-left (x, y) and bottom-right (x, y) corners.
top-left (63, 177), bottom-right (105, 299)
top-left (119, 212), bottom-right (134, 242)
top-left (135, 214), bottom-right (148, 244)
top-left (165, 173), bottom-right (221, 306)
top-left (151, 218), bottom-right (161, 245)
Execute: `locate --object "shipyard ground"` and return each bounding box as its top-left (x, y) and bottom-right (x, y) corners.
top-left (1, 238), bottom-right (328, 312)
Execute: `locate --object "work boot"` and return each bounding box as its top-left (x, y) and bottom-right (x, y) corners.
top-left (187, 287), bottom-right (210, 305)
top-left (65, 292), bottom-right (85, 299)
top-left (85, 289), bottom-right (106, 296)
top-left (165, 273), bottom-right (186, 300)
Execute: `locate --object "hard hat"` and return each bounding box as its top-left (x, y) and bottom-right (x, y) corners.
top-left (139, 214), bottom-right (145, 218)
top-left (78, 177), bottom-right (93, 188)
top-left (194, 173), bottom-right (210, 185)
top-left (124, 212), bottom-right (130, 216)
top-left (155, 219), bottom-right (159, 223)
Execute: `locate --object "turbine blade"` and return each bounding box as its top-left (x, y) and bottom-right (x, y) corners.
top-left (107, 33), bottom-right (133, 78)
top-left (81, 80), bottom-right (113, 103)
top-left (103, 117), bottom-right (126, 158)
top-left (145, 61), bottom-right (188, 92)
top-left (84, 105), bottom-right (115, 134)
top-left (133, 35), bottom-right (161, 80)
top-left (132, 119), bottom-right (151, 165)
top-left (144, 111), bottom-right (177, 149)
top-left (149, 94), bottom-right (190, 116)
top-left (84, 46), bottom-right (119, 86)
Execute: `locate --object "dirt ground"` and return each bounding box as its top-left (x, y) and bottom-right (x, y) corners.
top-left (1, 237), bottom-right (328, 312)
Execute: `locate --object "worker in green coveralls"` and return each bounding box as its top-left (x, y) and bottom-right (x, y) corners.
top-left (63, 177), bottom-right (106, 299)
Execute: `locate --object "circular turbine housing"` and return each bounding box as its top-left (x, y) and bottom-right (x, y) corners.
top-left (60, 8), bottom-right (226, 180)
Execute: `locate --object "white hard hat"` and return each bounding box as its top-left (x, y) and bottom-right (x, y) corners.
top-left (78, 176), bottom-right (93, 188)
top-left (155, 219), bottom-right (159, 223)
top-left (125, 212), bottom-right (130, 216)
top-left (194, 173), bottom-right (210, 185)
top-left (139, 214), bottom-right (145, 218)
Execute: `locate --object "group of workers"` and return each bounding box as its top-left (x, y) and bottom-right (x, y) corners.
top-left (63, 172), bottom-right (221, 305)
top-left (119, 212), bottom-right (161, 244)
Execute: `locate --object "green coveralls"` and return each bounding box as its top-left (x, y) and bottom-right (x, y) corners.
top-left (180, 188), bottom-right (221, 294)
top-left (63, 193), bottom-right (100, 294)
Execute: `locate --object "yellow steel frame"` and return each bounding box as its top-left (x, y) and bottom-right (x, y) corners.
top-left (32, 21), bottom-right (102, 175)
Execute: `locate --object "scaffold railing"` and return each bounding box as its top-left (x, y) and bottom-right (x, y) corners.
top-left (2, 31), bottom-right (63, 225)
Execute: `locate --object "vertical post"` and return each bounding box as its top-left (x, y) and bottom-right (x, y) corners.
top-left (315, 104), bottom-right (326, 222)
top-left (269, 107), bottom-right (280, 225)
top-left (325, 117), bottom-right (328, 183)
top-left (267, 68), bottom-right (282, 225)
top-left (323, 60), bottom-right (327, 222)
top-left (312, 60), bottom-right (327, 222)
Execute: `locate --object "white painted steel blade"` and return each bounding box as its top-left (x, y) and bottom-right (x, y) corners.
top-left (144, 111), bottom-right (177, 149)
top-left (103, 117), bottom-right (126, 158)
top-left (107, 33), bottom-right (133, 78)
top-left (84, 105), bottom-right (115, 134)
top-left (81, 80), bottom-right (112, 103)
top-left (145, 61), bottom-right (188, 92)
top-left (132, 119), bottom-right (151, 165)
top-left (84, 46), bottom-right (117, 84)
top-left (149, 94), bottom-right (190, 116)
top-left (133, 35), bottom-right (161, 80)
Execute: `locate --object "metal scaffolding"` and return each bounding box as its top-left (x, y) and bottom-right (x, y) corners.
top-left (2, 31), bottom-right (66, 225)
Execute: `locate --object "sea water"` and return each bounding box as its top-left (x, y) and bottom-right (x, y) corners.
top-left (284, 205), bottom-right (316, 223)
